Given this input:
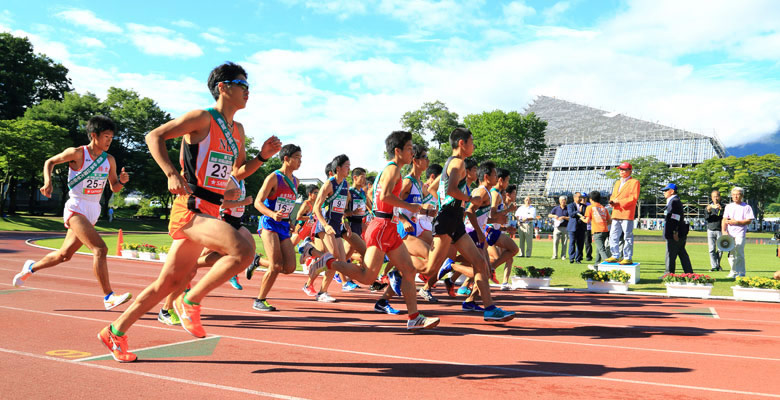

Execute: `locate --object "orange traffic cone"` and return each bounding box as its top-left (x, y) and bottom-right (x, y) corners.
top-left (116, 229), bottom-right (124, 256)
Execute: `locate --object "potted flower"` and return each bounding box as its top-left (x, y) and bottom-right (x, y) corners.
top-left (511, 266), bottom-right (554, 289)
top-left (733, 277), bottom-right (780, 302)
top-left (662, 273), bottom-right (715, 298)
top-left (581, 269), bottom-right (631, 293)
top-left (138, 244), bottom-right (158, 260)
top-left (120, 242), bottom-right (139, 259)
top-left (158, 245), bottom-right (170, 262)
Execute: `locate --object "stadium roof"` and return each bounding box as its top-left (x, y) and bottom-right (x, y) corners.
top-left (525, 96), bottom-right (720, 147)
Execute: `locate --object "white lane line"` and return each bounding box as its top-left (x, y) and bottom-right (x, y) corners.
top-left (74, 336), bottom-right (221, 362)
top-left (3, 304), bottom-right (780, 363)
top-left (0, 347), bottom-right (308, 400)
top-left (710, 307), bottom-right (721, 319)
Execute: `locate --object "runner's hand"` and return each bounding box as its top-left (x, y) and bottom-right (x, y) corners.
top-left (406, 203), bottom-right (421, 215)
top-left (403, 220), bottom-right (414, 233)
top-left (274, 211), bottom-right (285, 221)
top-left (324, 225), bottom-right (336, 235)
top-left (168, 173), bottom-right (191, 196)
top-left (119, 167), bottom-right (130, 184)
top-left (259, 136), bottom-right (282, 160)
top-left (39, 182), bottom-right (53, 198)
top-left (243, 195), bottom-right (253, 206)
top-left (224, 187), bottom-right (241, 201)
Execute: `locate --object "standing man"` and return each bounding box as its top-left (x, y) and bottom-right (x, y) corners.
top-left (108, 207), bottom-right (114, 223)
top-left (548, 195), bottom-right (569, 260)
top-left (722, 187), bottom-right (754, 278)
top-left (705, 190), bottom-right (724, 271)
top-left (581, 192), bottom-right (593, 261)
top-left (662, 183), bottom-right (692, 274)
top-left (567, 192), bottom-right (586, 264)
top-left (605, 162), bottom-right (640, 265)
top-left (514, 196), bottom-right (536, 257)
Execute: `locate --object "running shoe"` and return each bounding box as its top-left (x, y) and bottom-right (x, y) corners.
top-left (500, 283), bottom-right (512, 291)
top-left (229, 275), bottom-right (243, 290)
top-left (334, 273), bottom-right (343, 284)
top-left (444, 278), bottom-right (456, 297)
top-left (490, 269), bottom-right (499, 285)
top-left (97, 326), bottom-right (136, 363)
top-left (417, 273), bottom-right (429, 283)
top-left (168, 308), bottom-right (181, 325)
top-left (316, 292), bottom-right (336, 303)
top-left (174, 293), bottom-right (206, 338)
top-left (253, 298), bottom-right (277, 312)
top-left (388, 270), bottom-right (403, 296)
top-left (308, 253), bottom-right (334, 281)
top-left (342, 281), bottom-right (358, 292)
top-left (462, 301), bottom-right (485, 312)
top-left (298, 238), bottom-right (314, 264)
top-left (437, 258), bottom-right (453, 281)
top-left (457, 286), bottom-right (472, 296)
top-left (374, 300), bottom-right (401, 315)
top-left (380, 274), bottom-right (390, 284)
top-left (104, 292), bottom-right (132, 310)
top-left (407, 314), bottom-right (440, 331)
top-left (418, 288), bottom-right (438, 303)
top-left (158, 309), bottom-right (175, 325)
top-left (12, 260), bottom-right (35, 287)
top-left (302, 283), bottom-right (317, 297)
top-left (484, 307), bottom-right (516, 322)
top-left (369, 281), bottom-right (382, 292)
top-left (246, 254), bottom-right (261, 280)
top-left (604, 257), bottom-right (619, 263)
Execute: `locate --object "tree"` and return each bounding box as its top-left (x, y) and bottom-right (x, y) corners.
top-left (463, 110), bottom-right (547, 180)
top-left (0, 33), bottom-right (72, 120)
top-left (400, 101), bottom-right (464, 166)
top-left (0, 119), bottom-right (69, 215)
top-left (25, 91), bottom-right (107, 148)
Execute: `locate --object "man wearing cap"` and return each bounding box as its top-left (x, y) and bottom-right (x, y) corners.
top-left (662, 183), bottom-right (692, 274)
top-left (580, 192), bottom-right (593, 261)
top-left (605, 162), bottom-right (640, 265)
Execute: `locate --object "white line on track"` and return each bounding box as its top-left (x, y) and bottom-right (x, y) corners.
top-left (1, 312), bottom-right (779, 399)
top-left (710, 307), bottom-right (721, 319)
top-left (73, 336), bottom-right (220, 362)
top-left (0, 347), bottom-right (309, 400)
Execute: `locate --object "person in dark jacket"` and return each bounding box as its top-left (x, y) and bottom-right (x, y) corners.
top-left (567, 192), bottom-right (587, 263)
top-left (704, 190), bottom-right (724, 271)
top-left (662, 183), bottom-right (692, 274)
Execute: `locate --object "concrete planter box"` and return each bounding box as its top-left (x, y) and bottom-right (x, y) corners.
top-left (511, 277), bottom-right (552, 289)
top-left (732, 286), bottom-right (780, 302)
top-left (665, 283), bottom-right (713, 298)
top-left (586, 280), bottom-right (629, 293)
top-left (596, 262), bottom-right (641, 284)
top-left (121, 250), bottom-right (138, 259)
top-left (139, 252), bottom-right (157, 261)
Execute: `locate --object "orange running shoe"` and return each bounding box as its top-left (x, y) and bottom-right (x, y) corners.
top-left (173, 293), bottom-right (206, 338)
top-left (97, 326), bottom-right (137, 363)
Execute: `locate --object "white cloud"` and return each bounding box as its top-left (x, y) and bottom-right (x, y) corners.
top-left (78, 37), bottom-right (105, 48)
top-left (56, 9), bottom-right (122, 33)
top-left (378, 0), bottom-right (488, 33)
top-left (126, 23), bottom-right (203, 58)
top-left (304, 0), bottom-right (369, 19)
top-left (542, 1), bottom-right (570, 23)
top-left (0, 10), bottom-right (12, 25)
top-left (172, 20), bottom-right (197, 29)
top-left (216, 46), bottom-right (231, 53)
top-left (503, 1), bottom-right (536, 27)
top-left (201, 32), bottom-right (226, 44)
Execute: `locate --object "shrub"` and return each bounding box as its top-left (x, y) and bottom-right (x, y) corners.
top-left (138, 244), bottom-right (158, 254)
top-left (581, 269), bottom-right (631, 283)
top-left (512, 266), bottom-right (554, 278)
top-left (662, 273), bottom-right (715, 285)
top-left (736, 276), bottom-right (780, 290)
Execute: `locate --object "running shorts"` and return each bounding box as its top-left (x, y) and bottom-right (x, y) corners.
top-left (365, 217), bottom-right (404, 253)
top-left (63, 198), bottom-right (101, 228)
top-left (260, 215), bottom-right (291, 241)
top-left (168, 194), bottom-right (221, 240)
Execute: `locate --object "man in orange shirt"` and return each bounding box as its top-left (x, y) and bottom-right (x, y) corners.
top-left (583, 190), bottom-right (611, 266)
top-left (605, 162), bottom-right (640, 265)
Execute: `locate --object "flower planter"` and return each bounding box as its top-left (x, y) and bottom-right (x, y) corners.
top-left (586, 279), bottom-right (629, 293)
top-left (139, 252), bottom-right (157, 261)
top-left (121, 250), bottom-right (138, 259)
top-left (665, 283), bottom-right (713, 298)
top-left (158, 253), bottom-right (167, 263)
top-left (732, 286), bottom-right (780, 302)
top-left (511, 277), bottom-right (551, 289)
top-left (597, 262), bottom-right (641, 284)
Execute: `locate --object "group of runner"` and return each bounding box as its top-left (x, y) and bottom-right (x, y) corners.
top-left (12, 61), bottom-right (519, 363)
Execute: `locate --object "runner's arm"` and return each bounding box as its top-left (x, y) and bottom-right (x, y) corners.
top-left (465, 190), bottom-right (486, 243)
top-left (312, 183), bottom-right (333, 227)
top-left (106, 155), bottom-right (129, 193)
top-left (40, 147), bottom-right (81, 198)
top-left (254, 172), bottom-right (279, 219)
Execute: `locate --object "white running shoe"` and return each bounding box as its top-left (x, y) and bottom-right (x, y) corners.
top-left (316, 292), bottom-right (336, 303)
top-left (308, 253), bottom-right (334, 281)
top-left (418, 288), bottom-right (438, 303)
top-left (13, 260), bottom-right (35, 287)
top-left (104, 292), bottom-right (133, 310)
top-left (726, 271), bottom-right (737, 278)
top-left (407, 314), bottom-right (440, 331)
top-left (500, 283), bottom-right (511, 291)
top-left (299, 240), bottom-right (315, 264)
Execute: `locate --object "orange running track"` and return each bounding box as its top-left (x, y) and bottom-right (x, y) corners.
top-left (1, 231), bottom-right (779, 399)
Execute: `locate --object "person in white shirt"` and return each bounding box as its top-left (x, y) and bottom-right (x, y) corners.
top-left (722, 187), bottom-right (754, 278)
top-left (514, 196), bottom-right (536, 257)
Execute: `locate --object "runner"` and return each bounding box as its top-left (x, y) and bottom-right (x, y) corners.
top-left (307, 130), bottom-right (440, 331)
top-left (301, 162), bottom-right (336, 297)
top-left (250, 144), bottom-right (302, 312)
top-left (13, 115), bottom-right (132, 310)
top-left (423, 128), bottom-right (514, 322)
top-left (290, 185), bottom-right (318, 245)
top-left (97, 62), bottom-right (281, 362)
top-left (487, 168), bottom-right (519, 290)
top-left (343, 167), bottom-right (369, 266)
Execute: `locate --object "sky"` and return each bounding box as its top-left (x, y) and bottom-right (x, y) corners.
top-left (2, 0), bottom-right (779, 178)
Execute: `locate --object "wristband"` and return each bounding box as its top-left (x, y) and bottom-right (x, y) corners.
top-left (257, 153), bottom-right (269, 163)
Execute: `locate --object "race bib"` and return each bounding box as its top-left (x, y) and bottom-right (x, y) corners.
top-left (352, 198), bottom-right (366, 216)
top-left (332, 195), bottom-right (347, 214)
top-left (82, 172), bottom-right (108, 194)
top-left (274, 196), bottom-right (296, 219)
top-left (204, 150), bottom-right (233, 190)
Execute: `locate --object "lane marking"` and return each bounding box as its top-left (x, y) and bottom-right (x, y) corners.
top-left (710, 307), bottom-right (721, 319)
top-left (75, 336), bottom-right (221, 362)
top-left (46, 349), bottom-right (91, 358)
top-left (3, 304), bottom-right (780, 363)
top-left (0, 347), bottom-right (309, 400)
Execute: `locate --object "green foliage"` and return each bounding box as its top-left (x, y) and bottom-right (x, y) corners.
top-left (464, 110), bottom-right (547, 179)
top-left (581, 269), bottom-right (631, 283)
top-left (400, 101), bottom-right (463, 146)
top-left (24, 91), bottom-right (107, 147)
top-left (661, 273), bottom-right (715, 285)
top-left (0, 33), bottom-right (72, 120)
top-left (736, 276), bottom-right (780, 290)
top-left (512, 266), bottom-right (554, 278)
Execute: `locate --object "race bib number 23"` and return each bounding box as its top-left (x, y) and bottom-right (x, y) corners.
top-left (204, 151), bottom-right (232, 190)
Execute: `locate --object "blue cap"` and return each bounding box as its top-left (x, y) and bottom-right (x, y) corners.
top-left (661, 183), bottom-right (677, 191)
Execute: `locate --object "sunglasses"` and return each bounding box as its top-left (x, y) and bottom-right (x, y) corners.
top-left (222, 79), bottom-right (249, 91)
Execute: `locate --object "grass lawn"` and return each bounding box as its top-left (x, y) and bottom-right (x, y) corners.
top-left (633, 228), bottom-right (774, 239)
top-left (0, 215), bottom-right (168, 233)
top-left (33, 232), bottom-right (778, 297)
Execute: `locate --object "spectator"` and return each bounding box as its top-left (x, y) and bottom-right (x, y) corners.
top-left (567, 192), bottom-right (587, 264)
top-left (515, 196), bottom-right (536, 257)
top-left (581, 192), bottom-right (593, 261)
top-left (606, 162), bottom-right (640, 265)
top-left (583, 190), bottom-right (610, 266)
top-left (705, 189), bottom-right (724, 271)
top-left (548, 195), bottom-right (569, 260)
top-left (108, 207), bottom-right (114, 223)
top-left (662, 183), bottom-right (692, 274)
top-left (504, 185), bottom-right (518, 238)
top-left (722, 187), bottom-right (754, 278)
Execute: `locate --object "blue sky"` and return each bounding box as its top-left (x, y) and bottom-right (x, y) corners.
top-left (2, 1), bottom-right (779, 178)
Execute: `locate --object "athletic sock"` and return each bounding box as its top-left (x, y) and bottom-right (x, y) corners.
top-left (326, 258), bottom-right (335, 269)
top-left (183, 293), bottom-right (200, 306)
top-left (408, 312), bottom-right (419, 320)
top-left (485, 305), bottom-right (497, 311)
top-left (110, 324), bottom-right (125, 337)
top-left (376, 299), bottom-right (388, 306)
top-left (104, 292), bottom-right (114, 300)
